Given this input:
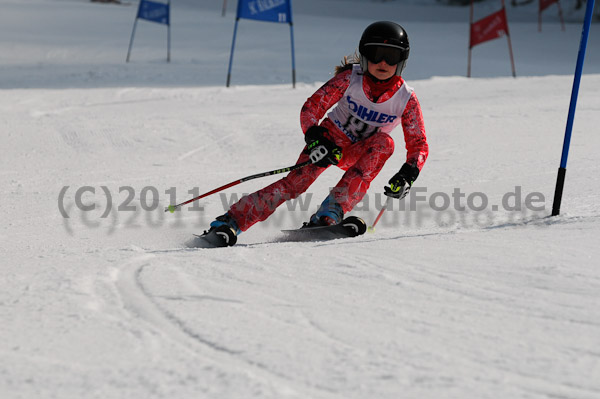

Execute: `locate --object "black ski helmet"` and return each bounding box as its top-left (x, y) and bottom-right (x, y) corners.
top-left (359, 21), bottom-right (410, 76)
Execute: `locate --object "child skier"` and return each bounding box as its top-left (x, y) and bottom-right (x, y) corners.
top-left (203, 21), bottom-right (429, 246)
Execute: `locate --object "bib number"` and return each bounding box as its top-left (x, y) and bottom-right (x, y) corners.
top-left (342, 115), bottom-right (378, 141)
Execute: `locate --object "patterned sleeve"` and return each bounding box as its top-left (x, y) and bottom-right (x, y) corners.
top-left (401, 92), bottom-right (429, 171)
top-left (300, 69), bottom-right (352, 134)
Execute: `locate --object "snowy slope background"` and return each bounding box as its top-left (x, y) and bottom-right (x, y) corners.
top-left (1, 0), bottom-right (600, 398)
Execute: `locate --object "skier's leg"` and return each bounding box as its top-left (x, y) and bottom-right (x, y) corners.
top-left (331, 132), bottom-right (395, 213)
top-left (224, 152), bottom-right (326, 231)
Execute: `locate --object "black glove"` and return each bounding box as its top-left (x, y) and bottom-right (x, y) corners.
top-left (384, 163), bottom-right (420, 200)
top-left (304, 126), bottom-right (342, 168)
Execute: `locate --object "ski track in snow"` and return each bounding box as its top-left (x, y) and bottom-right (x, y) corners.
top-left (113, 222), bottom-right (600, 399)
top-left (115, 254), bottom-right (343, 398)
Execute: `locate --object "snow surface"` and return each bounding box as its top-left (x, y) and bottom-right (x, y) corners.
top-left (1, 0), bottom-right (600, 398)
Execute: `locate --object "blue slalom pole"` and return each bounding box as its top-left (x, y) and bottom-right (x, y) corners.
top-left (226, 19), bottom-right (239, 87)
top-left (167, 0), bottom-right (171, 62)
top-left (552, 0), bottom-right (596, 216)
top-left (126, 2), bottom-right (142, 63)
top-left (289, 22), bottom-right (296, 88)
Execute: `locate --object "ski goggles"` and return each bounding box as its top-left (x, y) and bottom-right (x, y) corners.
top-left (362, 44), bottom-right (408, 66)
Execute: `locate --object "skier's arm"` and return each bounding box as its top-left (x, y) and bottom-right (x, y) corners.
top-left (401, 92), bottom-right (429, 171)
top-left (384, 93), bottom-right (428, 200)
top-left (300, 70), bottom-right (352, 134)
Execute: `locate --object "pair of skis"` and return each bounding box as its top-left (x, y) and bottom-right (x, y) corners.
top-left (187, 216), bottom-right (368, 249)
top-left (167, 161), bottom-right (390, 248)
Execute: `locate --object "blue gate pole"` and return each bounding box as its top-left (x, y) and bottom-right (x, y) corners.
top-left (126, 3), bottom-right (141, 63)
top-left (290, 22), bottom-right (296, 88)
top-left (226, 19), bottom-right (240, 87)
top-left (167, 0), bottom-right (171, 62)
top-left (552, 0), bottom-right (596, 216)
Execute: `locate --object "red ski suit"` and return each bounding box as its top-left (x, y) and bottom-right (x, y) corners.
top-left (228, 67), bottom-right (429, 232)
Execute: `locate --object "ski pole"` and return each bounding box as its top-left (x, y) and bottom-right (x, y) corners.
top-left (165, 160), bottom-right (312, 213)
top-left (368, 196), bottom-right (392, 232)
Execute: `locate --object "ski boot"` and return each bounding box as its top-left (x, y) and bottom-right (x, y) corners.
top-left (199, 213), bottom-right (240, 247)
top-left (303, 195), bottom-right (344, 228)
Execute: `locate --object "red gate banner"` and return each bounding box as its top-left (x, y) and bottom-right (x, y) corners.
top-left (539, 0), bottom-right (565, 32)
top-left (470, 8), bottom-right (509, 48)
top-left (467, 1), bottom-right (516, 78)
top-left (540, 0), bottom-right (558, 12)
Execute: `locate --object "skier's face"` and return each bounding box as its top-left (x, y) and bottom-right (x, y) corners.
top-left (367, 60), bottom-right (396, 80)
